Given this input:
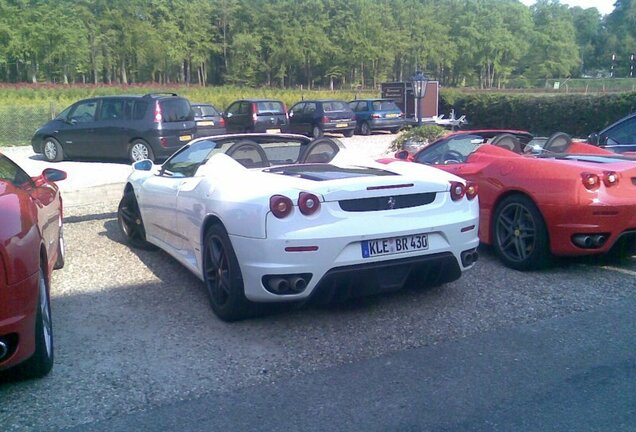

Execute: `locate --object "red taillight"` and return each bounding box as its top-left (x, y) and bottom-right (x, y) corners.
top-left (298, 192), bottom-right (321, 215)
top-left (465, 181), bottom-right (478, 200)
top-left (252, 103), bottom-right (258, 124)
top-left (449, 181), bottom-right (466, 201)
top-left (371, 113), bottom-right (381, 119)
top-left (219, 117), bottom-right (226, 127)
top-left (581, 173), bottom-right (600, 190)
top-left (270, 195), bottom-right (293, 218)
top-left (603, 171), bottom-right (619, 187)
top-left (321, 116), bottom-right (329, 124)
top-left (154, 101), bottom-right (162, 123)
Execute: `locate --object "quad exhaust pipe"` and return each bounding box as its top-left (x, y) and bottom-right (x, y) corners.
top-left (461, 249), bottom-right (479, 267)
top-left (572, 234), bottom-right (608, 249)
top-left (264, 274), bottom-right (312, 295)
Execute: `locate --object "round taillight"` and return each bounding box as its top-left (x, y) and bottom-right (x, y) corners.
top-left (449, 181), bottom-right (466, 201)
top-left (270, 195), bottom-right (293, 218)
top-left (298, 192), bottom-right (321, 216)
top-left (581, 173), bottom-right (600, 190)
top-left (465, 181), bottom-right (478, 200)
top-left (603, 171), bottom-right (619, 187)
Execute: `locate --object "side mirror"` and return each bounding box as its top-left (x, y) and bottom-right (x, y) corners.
top-left (133, 159), bottom-right (153, 171)
top-left (288, 111), bottom-right (294, 117)
top-left (587, 132), bottom-right (599, 145)
top-left (226, 112), bottom-right (233, 118)
top-left (42, 168), bottom-right (67, 183)
top-left (395, 150), bottom-right (409, 160)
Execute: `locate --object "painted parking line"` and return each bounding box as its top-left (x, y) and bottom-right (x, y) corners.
top-left (600, 265), bottom-right (636, 277)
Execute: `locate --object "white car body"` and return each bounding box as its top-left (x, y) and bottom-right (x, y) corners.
top-left (122, 134), bottom-right (479, 313)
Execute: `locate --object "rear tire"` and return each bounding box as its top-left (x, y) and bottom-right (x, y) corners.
top-left (42, 138), bottom-right (63, 162)
top-left (203, 224), bottom-right (255, 321)
top-left (492, 195), bottom-right (550, 270)
top-left (360, 121), bottom-right (371, 136)
top-left (312, 125), bottom-right (323, 139)
top-left (129, 140), bottom-right (155, 163)
top-left (343, 129), bottom-right (354, 138)
top-left (18, 268), bottom-right (54, 379)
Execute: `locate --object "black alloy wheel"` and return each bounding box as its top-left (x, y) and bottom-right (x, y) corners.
top-left (493, 195), bottom-right (550, 270)
top-left (203, 224), bottom-right (254, 321)
top-left (117, 189), bottom-right (157, 250)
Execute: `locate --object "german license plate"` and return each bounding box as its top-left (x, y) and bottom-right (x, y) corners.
top-left (197, 121), bottom-right (214, 126)
top-left (361, 233), bottom-right (428, 258)
top-left (179, 134), bottom-right (192, 142)
top-left (266, 128), bottom-right (281, 134)
top-left (385, 113), bottom-right (398, 118)
top-left (336, 123), bottom-right (348, 128)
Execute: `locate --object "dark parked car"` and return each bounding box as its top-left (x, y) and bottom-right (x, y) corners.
top-left (288, 99), bottom-right (356, 138)
top-left (0, 152), bottom-right (66, 379)
top-left (192, 103), bottom-right (226, 138)
top-left (588, 112), bottom-right (636, 153)
top-left (223, 99), bottom-right (288, 134)
top-left (349, 98), bottom-right (405, 135)
top-left (31, 93), bottom-right (196, 163)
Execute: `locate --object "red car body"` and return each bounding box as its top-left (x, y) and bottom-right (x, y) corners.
top-left (0, 153), bottom-right (66, 379)
top-left (388, 129), bottom-right (636, 270)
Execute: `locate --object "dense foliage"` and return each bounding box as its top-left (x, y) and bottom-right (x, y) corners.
top-left (1, 0), bottom-right (635, 89)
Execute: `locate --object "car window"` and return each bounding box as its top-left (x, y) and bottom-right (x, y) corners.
top-left (416, 135), bottom-right (483, 165)
top-left (304, 103), bottom-right (317, 114)
top-left (256, 101), bottom-right (285, 115)
top-left (0, 154), bottom-right (33, 187)
top-left (69, 100), bottom-right (97, 123)
top-left (193, 105), bottom-right (220, 117)
top-left (239, 102), bottom-right (251, 115)
top-left (132, 101), bottom-right (148, 120)
top-left (99, 99), bottom-right (125, 121)
top-left (226, 102), bottom-right (240, 115)
top-left (372, 100), bottom-right (399, 111)
top-left (290, 103), bottom-right (305, 115)
top-left (604, 117), bottom-right (636, 145)
top-left (161, 140), bottom-right (217, 178)
top-left (55, 105), bottom-right (73, 121)
top-left (159, 98), bottom-right (193, 122)
top-left (323, 101), bottom-right (348, 112)
top-left (260, 141), bottom-right (303, 165)
top-left (349, 101), bottom-right (361, 112)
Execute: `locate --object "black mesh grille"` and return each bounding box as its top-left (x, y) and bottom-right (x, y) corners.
top-left (339, 193), bottom-right (436, 212)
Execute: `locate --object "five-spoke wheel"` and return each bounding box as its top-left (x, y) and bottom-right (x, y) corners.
top-left (493, 195), bottom-right (550, 270)
top-left (117, 189), bottom-right (156, 250)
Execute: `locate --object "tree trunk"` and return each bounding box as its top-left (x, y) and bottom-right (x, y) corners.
top-left (121, 58), bottom-right (128, 84)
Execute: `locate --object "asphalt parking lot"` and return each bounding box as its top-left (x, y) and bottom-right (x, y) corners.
top-left (1, 135), bottom-right (636, 431)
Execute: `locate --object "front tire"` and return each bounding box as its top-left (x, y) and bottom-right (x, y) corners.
top-left (493, 195), bottom-right (550, 270)
top-left (43, 138), bottom-right (63, 162)
top-left (19, 268), bottom-right (54, 379)
top-left (129, 140), bottom-right (155, 163)
top-left (117, 189), bottom-right (157, 250)
top-left (203, 224), bottom-right (255, 321)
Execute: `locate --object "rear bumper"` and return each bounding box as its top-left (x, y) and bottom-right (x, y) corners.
top-left (370, 118), bottom-right (404, 130)
top-left (547, 202), bottom-right (636, 256)
top-left (0, 273), bottom-right (38, 371)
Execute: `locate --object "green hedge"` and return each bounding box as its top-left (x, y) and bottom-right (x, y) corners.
top-left (439, 91), bottom-right (636, 137)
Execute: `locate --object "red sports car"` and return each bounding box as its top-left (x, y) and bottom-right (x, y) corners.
top-left (389, 130), bottom-right (636, 270)
top-left (0, 153), bottom-right (66, 379)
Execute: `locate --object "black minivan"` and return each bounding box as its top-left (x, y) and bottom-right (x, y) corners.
top-left (223, 99), bottom-right (288, 133)
top-left (31, 93), bottom-right (196, 162)
top-left (288, 99), bottom-right (356, 138)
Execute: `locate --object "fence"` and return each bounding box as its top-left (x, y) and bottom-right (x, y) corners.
top-left (0, 105), bottom-right (58, 147)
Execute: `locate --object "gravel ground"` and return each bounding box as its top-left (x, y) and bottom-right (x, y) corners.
top-left (0, 134), bottom-right (635, 431)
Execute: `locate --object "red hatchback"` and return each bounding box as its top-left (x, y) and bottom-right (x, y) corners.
top-left (0, 153), bottom-right (66, 379)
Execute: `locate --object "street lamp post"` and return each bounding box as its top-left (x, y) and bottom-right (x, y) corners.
top-left (410, 70), bottom-right (428, 127)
